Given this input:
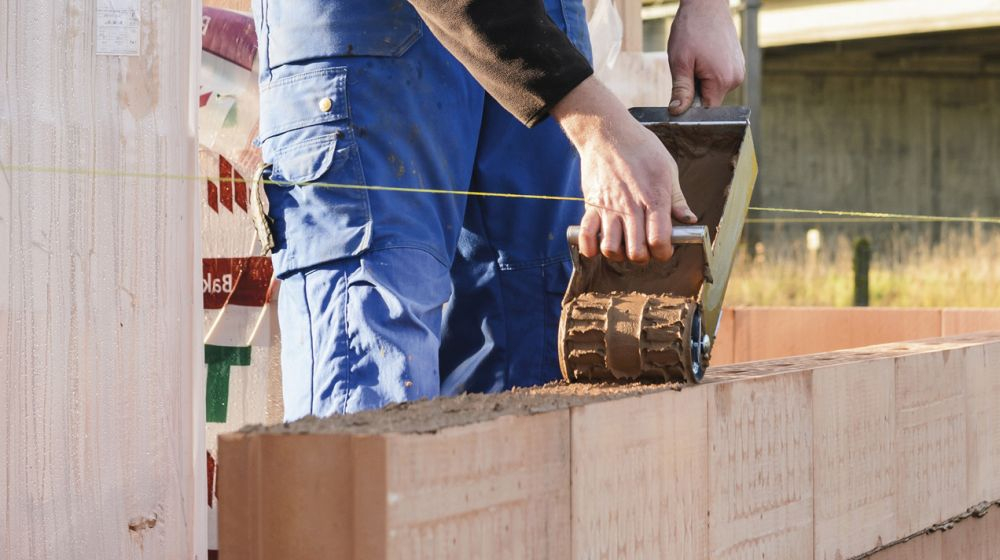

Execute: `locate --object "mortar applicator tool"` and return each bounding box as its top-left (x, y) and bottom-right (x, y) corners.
top-left (558, 106), bottom-right (757, 384)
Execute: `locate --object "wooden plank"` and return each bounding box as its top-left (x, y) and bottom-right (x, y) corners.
top-left (732, 307), bottom-right (942, 363)
top-left (941, 309), bottom-right (1000, 336)
top-left (1, 0), bottom-right (201, 558)
top-left (570, 390), bottom-right (708, 559)
top-left (893, 347), bottom-right (969, 536)
top-left (812, 359), bottom-right (897, 560)
top-left (760, 0), bottom-right (1000, 48)
top-left (707, 371), bottom-right (814, 559)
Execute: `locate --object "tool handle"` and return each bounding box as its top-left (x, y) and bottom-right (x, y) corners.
top-left (566, 225), bottom-right (710, 247)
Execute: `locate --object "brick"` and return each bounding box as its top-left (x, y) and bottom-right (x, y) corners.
top-left (710, 307), bottom-right (736, 366)
top-left (941, 308), bottom-right (1000, 336)
top-left (963, 342), bottom-right (1000, 503)
top-left (218, 334), bottom-right (1000, 560)
top-left (219, 412), bottom-right (571, 560)
top-left (731, 307), bottom-right (942, 362)
top-left (869, 532), bottom-right (943, 560)
top-left (893, 348), bottom-right (969, 535)
top-left (708, 371), bottom-right (814, 559)
top-left (570, 390), bottom-right (709, 559)
top-left (812, 359), bottom-right (897, 560)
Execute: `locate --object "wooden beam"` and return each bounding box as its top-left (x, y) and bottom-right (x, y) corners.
top-left (759, 0), bottom-right (1000, 48)
top-left (219, 333), bottom-right (1000, 559)
top-left (1, 0), bottom-right (201, 557)
top-left (617, 0), bottom-right (644, 52)
top-left (204, 0), bottom-right (252, 12)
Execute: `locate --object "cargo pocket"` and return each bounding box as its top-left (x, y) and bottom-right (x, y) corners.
top-left (260, 66), bottom-right (372, 270)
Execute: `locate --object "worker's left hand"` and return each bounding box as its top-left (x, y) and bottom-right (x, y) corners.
top-left (668, 0), bottom-right (746, 114)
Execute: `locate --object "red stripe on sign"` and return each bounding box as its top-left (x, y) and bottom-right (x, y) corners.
top-left (207, 181), bottom-right (219, 213)
top-left (200, 91), bottom-right (214, 107)
top-left (219, 158), bottom-right (234, 212)
top-left (202, 257), bottom-right (274, 309)
top-left (234, 168), bottom-right (248, 211)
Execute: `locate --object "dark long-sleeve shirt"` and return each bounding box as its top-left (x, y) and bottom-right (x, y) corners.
top-left (407, 0), bottom-right (594, 127)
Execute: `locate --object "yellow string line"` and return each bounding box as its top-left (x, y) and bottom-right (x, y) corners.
top-left (3, 163), bottom-right (1000, 225)
top-left (747, 217), bottom-right (1000, 225)
top-left (746, 207), bottom-right (1000, 225)
top-left (0, 164), bottom-right (582, 202)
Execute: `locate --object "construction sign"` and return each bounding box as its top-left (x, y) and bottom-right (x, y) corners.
top-left (199, 7), bottom-right (282, 552)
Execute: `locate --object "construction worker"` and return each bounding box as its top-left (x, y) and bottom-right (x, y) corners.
top-left (252, 0), bottom-right (745, 419)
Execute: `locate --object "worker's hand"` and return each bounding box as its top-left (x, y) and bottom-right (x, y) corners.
top-left (668, 0), bottom-right (745, 114)
top-left (552, 77), bottom-right (697, 264)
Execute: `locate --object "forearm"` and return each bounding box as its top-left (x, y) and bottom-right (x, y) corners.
top-left (551, 76), bottom-right (629, 150)
top-left (407, 0), bottom-right (593, 127)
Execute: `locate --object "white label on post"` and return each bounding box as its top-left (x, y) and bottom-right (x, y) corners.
top-left (96, 1), bottom-right (140, 56)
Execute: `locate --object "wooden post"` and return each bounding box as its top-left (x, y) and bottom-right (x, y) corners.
top-left (1, 0), bottom-right (202, 557)
top-left (616, 0), bottom-right (644, 52)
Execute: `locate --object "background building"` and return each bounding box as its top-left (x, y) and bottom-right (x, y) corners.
top-left (641, 0), bottom-right (1000, 244)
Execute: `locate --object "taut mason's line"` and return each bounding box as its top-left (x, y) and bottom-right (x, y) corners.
top-left (3, 163), bottom-right (999, 225)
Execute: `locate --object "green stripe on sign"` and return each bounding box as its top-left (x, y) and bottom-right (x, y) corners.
top-left (205, 345), bottom-right (252, 423)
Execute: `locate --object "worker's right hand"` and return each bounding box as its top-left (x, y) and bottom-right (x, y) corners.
top-left (552, 76), bottom-right (697, 264)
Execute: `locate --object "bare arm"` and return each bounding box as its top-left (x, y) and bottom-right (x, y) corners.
top-left (552, 77), bottom-right (697, 264)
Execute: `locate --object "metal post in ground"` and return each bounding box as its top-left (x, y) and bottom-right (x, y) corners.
top-left (853, 237), bottom-right (872, 307)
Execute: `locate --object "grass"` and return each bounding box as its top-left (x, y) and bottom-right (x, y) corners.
top-left (725, 225), bottom-right (1000, 307)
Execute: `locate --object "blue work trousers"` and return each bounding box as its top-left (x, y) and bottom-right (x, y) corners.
top-left (254, 0), bottom-right (592, 418)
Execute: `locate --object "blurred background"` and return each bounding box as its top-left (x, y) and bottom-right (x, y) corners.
top-left (633, 0), bottom-right (1000, 307)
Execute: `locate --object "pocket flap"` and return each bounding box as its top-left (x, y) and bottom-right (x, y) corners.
top-left (259, 67), bottom-right (348, 142)
top-left (272, 135), bottom-right (339, 185)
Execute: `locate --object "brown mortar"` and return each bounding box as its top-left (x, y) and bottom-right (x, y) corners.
top-left (246, 380), bottom-right (679, 436)
top-left (242, 332), bottom-right (999, 437)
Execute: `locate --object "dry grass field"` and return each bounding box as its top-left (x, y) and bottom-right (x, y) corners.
top-left (727, 225), bottom-right (1000, 307)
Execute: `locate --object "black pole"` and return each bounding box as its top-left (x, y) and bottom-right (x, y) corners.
top-left (741, 0), bottom-right (764, 255)
top-left (853, 238), bottom-right (872, 307)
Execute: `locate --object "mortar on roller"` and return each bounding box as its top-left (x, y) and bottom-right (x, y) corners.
top-left (559, 106), bottom-right (758, 384)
